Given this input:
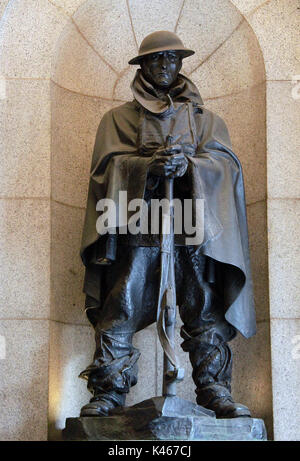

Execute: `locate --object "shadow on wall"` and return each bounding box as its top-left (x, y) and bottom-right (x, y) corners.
top-left (49, 0), bottom-right (272, 440)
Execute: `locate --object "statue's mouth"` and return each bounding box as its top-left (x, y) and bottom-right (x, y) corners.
top-left (157, 72), bottom-right (169, 78)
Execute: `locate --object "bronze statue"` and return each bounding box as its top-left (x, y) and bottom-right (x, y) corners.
top-left (78, 31), bottom-right (256, 420)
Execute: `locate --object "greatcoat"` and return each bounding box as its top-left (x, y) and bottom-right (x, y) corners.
top-left (80, 69), bottom-right (256, 340)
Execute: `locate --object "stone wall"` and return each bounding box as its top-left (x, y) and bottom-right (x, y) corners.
top-left (0, 0), bottom-right (298, 441)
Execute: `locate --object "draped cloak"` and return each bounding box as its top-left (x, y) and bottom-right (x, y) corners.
top-left (80, 70), bottom-right (256, 339)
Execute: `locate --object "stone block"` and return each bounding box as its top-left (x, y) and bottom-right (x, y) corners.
top-left (0, 79), bottom-right (50, 197)
top-left (51, 200), bottom-right (87, 325)
top-left (247, 200), bottom-right (270, 322)
top-left (271, 319), bottom-right (300, 441)
top-left (0, 199), bottom-right (50, 319)
top-left (190, 21), bottom-right (265, 99)
top-left (177, 0), bottom-right (242, 75)
top-left (230, 0), bottom-right (267, 14)
top-left (63, 397), bottom-right (267, 440)
top-left (128, 0), bottom-right (184, 45)
top-left (268, 199), bottom-right (300, 319)
top-left (206, 83), bottom-right (266, 205)
top-left (53, 20), bottom-right (117, 99)
top-left (0, 319), bottom-right (49, 440)
top-left (51, 82), bottom-right (113, 208)
top-left (73, 0), bottom-right (137, 73)
top-left (267, 81), bottom-right (300, 199)
top-left (0, 0), bottom-right (67, 78)
top-left (49, 0), bottom-right (85, 16)
top-left (248, 0), bottom-right (300, 80)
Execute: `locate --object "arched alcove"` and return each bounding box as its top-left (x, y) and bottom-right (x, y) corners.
top-left (49, 0), bottom-right (272, 440)
top-left (0, 0), bottom-right (297, 442)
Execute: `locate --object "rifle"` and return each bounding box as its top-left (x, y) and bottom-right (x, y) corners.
top-left (156, 136), bottom-right (184, 397)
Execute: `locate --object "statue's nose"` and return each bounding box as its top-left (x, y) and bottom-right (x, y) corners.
top-left (159, 54), bottom-right (168, 69)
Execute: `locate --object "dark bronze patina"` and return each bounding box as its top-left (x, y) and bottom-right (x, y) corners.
top-left (78, 31), bottom-right (256, 420)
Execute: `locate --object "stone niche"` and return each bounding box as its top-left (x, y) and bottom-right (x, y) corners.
top-left (49, 0), bottom-right (272, 440)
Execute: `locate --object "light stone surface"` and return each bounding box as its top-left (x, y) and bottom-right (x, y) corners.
top-left (0, 0), bottom-right (67, 78)
top-left (230, 0), bottom-right (268, 14)
top-left (49, 0), bottom-right (85, 16)
top-left (0, 199), bottom-right (50, 319)
top-left (0, 79), bottom-right (50, 197)
top-left (247, 0), bottom-right (300, 80)
top-left (128, 0), bottom-right (184, 45)
top-left (268, 199), bottom-right (300, 319)
top-left (190, 20), bottom-right (265, 99)
top-left (0, 319), bottom-right (49, 441)
top-left (51, 201), bottom-right (87, 325)
top-left (51, 82), bottom-right (113, 208)
top-left (0, 0), bottom-right (9, 20)
top-left (247, 200), bottom-right (270, 322)
top-left (267, 81), bottom-right (300, 199)
top-left (271, 319), bottom-right (300, 441)
top-left (126, 324), bottom-right (158, 406)
top-left (73, 0), bottom-right (137, 73)
top-left (53, 20), bottom-right (117, 99)
top-left (113, 65), bottom-right (136, 102)
top-left (48, 321), bottom-right (94, 440)
top-left (206, 83), bottom-right (266, 205)
top-left (176, 0), bottom-right (242, 75)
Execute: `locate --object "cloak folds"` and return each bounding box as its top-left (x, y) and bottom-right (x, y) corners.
top-left (80, 71), bottom-right (256, 339)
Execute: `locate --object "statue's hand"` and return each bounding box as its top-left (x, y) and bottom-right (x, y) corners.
top-left (149, 145), bottom-right (188, 178)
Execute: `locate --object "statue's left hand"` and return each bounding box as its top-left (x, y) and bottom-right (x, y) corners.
top-left (165, 153), bottom-right (188, 178)
top-left (149, 146), bottom-right (188, 178)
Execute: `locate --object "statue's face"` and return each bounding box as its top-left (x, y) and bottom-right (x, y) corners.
top-left (140, 51), bottom-right (182, 89)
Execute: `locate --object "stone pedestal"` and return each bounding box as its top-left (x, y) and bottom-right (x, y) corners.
top-left (63, 396), bottom-right (267, 441)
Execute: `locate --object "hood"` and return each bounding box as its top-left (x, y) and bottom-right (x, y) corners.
top-left (131, 69), bottom-right (203, 114)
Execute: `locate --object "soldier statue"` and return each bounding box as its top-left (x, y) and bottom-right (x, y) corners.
top-left (78, 31), bottom-right (256, 419)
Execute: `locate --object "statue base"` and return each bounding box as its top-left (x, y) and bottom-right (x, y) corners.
top-left (62, 396), bottom-right (267, 441)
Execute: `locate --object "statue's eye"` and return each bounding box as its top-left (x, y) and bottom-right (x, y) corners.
top-left (168, 54), bottom-right (178, 62)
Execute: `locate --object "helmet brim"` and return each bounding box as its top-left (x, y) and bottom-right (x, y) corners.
top-left (128, 47), bottom-right (195, 65)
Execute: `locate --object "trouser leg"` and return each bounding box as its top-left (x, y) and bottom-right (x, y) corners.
top-left (182, 330), bottom-right (232, 395)
top-left (181, 329), bottom-right (250, 417)
top-left (80, 330), bottom-right (140, 406)
top-left (176, 247), bottom-right (250, 418)
top-left (80, 246), bottom-right (160, 416)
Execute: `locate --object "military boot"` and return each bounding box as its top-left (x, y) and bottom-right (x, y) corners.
top-left (196, 383), bottom-right (251, 418)
top-left (186, 336), bottom-right (251, 418)
top-left (80, 389), bottom-right (125, 417)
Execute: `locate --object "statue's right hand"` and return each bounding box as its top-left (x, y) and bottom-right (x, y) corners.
top-left (149, 145), bottom-right (187, 178)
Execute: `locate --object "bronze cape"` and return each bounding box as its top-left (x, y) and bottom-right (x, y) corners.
top-left (80, 70), bottom-right (256, 340)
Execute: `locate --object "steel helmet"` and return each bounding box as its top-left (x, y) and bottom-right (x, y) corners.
top-left (128, 30), bottom-right (195, 65)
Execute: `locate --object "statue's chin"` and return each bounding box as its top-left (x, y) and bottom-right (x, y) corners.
top-left (142, 72), bottom-right (172, 90)
top-left (153, 79), bottom-right (172, 90)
